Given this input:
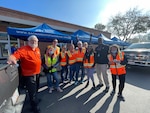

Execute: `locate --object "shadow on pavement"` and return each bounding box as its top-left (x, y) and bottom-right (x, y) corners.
top-left (95, 95), bottom-right (114, 113)
top-left (21, 81), bottom-right (117, 113)
top-left (112, 98), bottom-right (121, 113)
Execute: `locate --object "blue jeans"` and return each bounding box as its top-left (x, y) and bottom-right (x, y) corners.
top-left (86, 68), bottom-right (95, 82)
top-left (60, 65), bottom-right (68, 82)
top-left (75, 62), bottom-right (85, 82)
top-left (69, 64), bottom-right (76, 81)
top-left (46, 72), bottom-right (60, 88)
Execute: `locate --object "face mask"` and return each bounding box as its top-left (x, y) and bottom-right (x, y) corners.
top-left (111, 50), bottom-right (117, 54)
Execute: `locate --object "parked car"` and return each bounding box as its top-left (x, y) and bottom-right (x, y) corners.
top-left (123, 42), bottom-right (150, 67)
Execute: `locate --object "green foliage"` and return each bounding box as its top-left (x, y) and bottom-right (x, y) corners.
top-left (106, 7), bottom-right (150, 41)
top-left (94, 23), bottom-right (106, 31)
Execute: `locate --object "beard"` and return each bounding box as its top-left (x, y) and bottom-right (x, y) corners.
top-left (28, 42), bottom-right (38, 49)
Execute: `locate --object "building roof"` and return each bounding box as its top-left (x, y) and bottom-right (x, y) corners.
top-left (0, 7), bottom-right (111, 37)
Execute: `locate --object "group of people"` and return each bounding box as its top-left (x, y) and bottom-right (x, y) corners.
top-left (7, 35), bottom-right (127, 113)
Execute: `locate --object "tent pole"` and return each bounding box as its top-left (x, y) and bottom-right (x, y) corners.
top-left (17, 39), bottom-right (20, 48)
top-left (7, 35), bottom-right (11, 55)
top-left (23, 41), bottom-right (26, 46)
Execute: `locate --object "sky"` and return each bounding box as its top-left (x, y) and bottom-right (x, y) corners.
top-left (0, 0), bottom-right (150, 28)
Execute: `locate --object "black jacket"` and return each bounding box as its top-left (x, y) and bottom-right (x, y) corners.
top-left (94, 44), bottom-right (109, 64)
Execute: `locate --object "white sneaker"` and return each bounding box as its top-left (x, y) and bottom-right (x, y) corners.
top-left (49, 87), bottom-right (54, 93)
top-left (49, 89), bottom-right (52, 93)
top-left (57, 87), bottom-right (63, 92)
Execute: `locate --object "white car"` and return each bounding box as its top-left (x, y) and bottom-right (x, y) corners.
top-left (123, 42), bottom-right (150, 67)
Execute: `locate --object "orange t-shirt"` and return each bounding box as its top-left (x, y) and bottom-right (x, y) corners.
top-left (13, 45), bottom-right (41, 76)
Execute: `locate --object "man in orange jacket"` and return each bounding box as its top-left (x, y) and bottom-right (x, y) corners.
top-left (108, 44), bottom-right (128, 101)
top-left (7, 35), bottom-right (41, 113)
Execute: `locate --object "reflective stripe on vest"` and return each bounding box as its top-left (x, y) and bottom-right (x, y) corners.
top-left (50, 46), bottom-right (60, 57)
top-left (44, 55), bottom-right (57, 73)
top-left (76, 48), bottom-right (85, 62)
top-left (83, 53), bottom-right (94, 68)
top-left (60, 52), bottom-right (67, 66)
top-left (67, 51), bottom-right (76, 65)
top-left (108, 52), bottom-right (126, 75)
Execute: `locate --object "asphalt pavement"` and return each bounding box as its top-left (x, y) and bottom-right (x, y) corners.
top-left (21, 66), bottom-right (150, 113)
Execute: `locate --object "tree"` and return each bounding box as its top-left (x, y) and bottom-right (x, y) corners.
top-left (128, 37), bottom-right (139, 43)
top-left (107, 7), bottom-right (150, 41)
top-left (94, 23), bottom-right (106, 31)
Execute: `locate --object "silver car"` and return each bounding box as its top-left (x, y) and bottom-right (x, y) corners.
top-left (123, 42), bottom-right (150, 67)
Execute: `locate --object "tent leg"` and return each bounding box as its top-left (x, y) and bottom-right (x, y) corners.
top-left (7, 35), bottom-right (11, 55)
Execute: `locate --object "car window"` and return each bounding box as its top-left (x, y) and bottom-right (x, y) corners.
top-left (127, 43), bottom-right (150, 49)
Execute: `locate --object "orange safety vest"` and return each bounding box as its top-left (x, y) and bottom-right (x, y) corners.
top-left (83, 53), bottom-right (94, 68)
top-left (67, 50), bottom-right (76, 65)
top-left (51, 46), bottom-right (60, 57)
top-left (76, 47), bottom-right (86, 62)
top-left (108, 52), bottom-right (126, 75)
top-left (60, 51), bottom-right (67, 66)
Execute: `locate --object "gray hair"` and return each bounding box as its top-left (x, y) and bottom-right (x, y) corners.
top-left (28, 35), bottom-right (38, 41)
top-left (77, 41), bottom-right (82, 45)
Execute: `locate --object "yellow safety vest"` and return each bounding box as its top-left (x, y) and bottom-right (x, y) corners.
top-left (45, 55), bottom-right (57, 73)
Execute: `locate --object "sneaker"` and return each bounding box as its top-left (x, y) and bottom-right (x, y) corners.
top-left (49, 87), bottom-right (54, 93)
top-left (64, 78), bottom-right (68, 81)
top-left (110, 90), bottom-right (115, 96)
top-left (80, 80), bottom-right (84, 84)
top-left (57, 87), bottom-right (63, 92)
top-left (97, 84), bottom-right (103, 88)
top-left (118, 94), bottom-right (125, 101)
top-left (79, 79), bottom-right (84, 84)
top-left (103, 86), bottom-right (109, 93)
top-left (74, 81), bottom-right (78, 85)
top-left (92, 86), bottom-right (96, 90)
top-left (49, 89), bottom-right (52, 93)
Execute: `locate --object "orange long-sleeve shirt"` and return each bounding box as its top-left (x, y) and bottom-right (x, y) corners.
top-left (13, 45), bottom-right (41, 76)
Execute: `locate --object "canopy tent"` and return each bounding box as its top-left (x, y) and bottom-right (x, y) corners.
top-left (71, 30), bottom-right (98, 44)
top-left (111, 37), bottom-right (130, 46)
top-left (97, 34), bottom-right (117, 45)
top-left (7, 23), bottom-right (71, 42)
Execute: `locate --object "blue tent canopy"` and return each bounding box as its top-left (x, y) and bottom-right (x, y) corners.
top-left (111, 37), bottom-right (121, 41)
top-left (111, 37), bottom-right (130, 46)
top-left (7, 23), bottom-right (71, 42)
top-left (71, 30), bottom-right (98, 44)
top-left (97, 34), bottom-right (117, 45)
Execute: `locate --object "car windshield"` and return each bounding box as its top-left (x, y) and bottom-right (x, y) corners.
top-left (127, 43), bottom-right (150, 49)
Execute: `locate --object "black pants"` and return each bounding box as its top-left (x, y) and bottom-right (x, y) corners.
top-left (23, 75), bottom-right (39, 108)
top-left (112, 74), bottom-right (125, 95)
